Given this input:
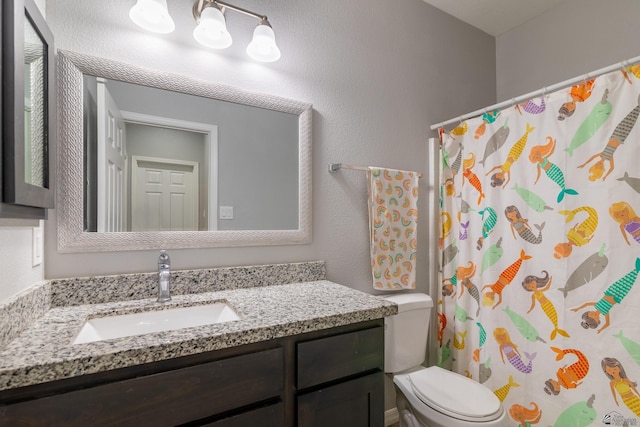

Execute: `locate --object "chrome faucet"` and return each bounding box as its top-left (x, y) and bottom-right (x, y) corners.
top-left (157, 250), bottom-right (171, 302)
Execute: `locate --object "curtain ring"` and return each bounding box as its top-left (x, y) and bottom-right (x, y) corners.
top-left (542, 87), bottom-right (547, 97)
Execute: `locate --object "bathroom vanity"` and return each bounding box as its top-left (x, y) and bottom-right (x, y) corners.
top-left (0, 262), bottom-right (396, 426)
top-left (0, 319), bottom-right (383, 426)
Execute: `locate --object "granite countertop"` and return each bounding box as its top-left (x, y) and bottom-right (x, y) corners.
top-left (0, 280), bottom-right (397, 391)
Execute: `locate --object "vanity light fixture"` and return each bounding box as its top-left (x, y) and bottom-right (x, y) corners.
top-left (192, 2), bottom-right (232, 49)
top-left (129, 0), bottom-right (175, 34)
top-left (129, 0), bottom-right (281, 62)
top-left (245, 18), bottom-right (281, 63)
top-left (193, 0), bottom-right (281, 62)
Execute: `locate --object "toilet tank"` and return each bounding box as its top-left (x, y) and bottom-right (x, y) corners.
top-left (382, 293), bottom-right (433, 373)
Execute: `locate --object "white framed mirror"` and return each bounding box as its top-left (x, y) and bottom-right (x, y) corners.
top-left (57, 50), bottom-right (312, 252)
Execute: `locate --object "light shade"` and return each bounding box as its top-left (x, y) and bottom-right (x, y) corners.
top-left (193, 6), bottom-right (232, 49)
top-left (246, 22), bottom-right (281, 62)
top-left (129, 0), bottom-right (175, 34)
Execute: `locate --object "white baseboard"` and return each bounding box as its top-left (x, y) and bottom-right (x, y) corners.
top-left (385, 407), bottom-right (399, 426)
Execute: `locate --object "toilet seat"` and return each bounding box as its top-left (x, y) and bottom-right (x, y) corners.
top-left (407, 366), bottom-right (502, 422)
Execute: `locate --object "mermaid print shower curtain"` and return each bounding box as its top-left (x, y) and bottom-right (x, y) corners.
top-left (438, 65), bottom-right (640, 427)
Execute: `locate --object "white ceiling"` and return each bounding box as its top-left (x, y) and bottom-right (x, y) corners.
top-left (423, 0), bottom-right (570, 36)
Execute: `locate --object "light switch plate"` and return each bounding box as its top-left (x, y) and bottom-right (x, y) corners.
top-left (219, 206), bottom-right (234, 220)
top-left (32, 225), bottom-right (43, 267)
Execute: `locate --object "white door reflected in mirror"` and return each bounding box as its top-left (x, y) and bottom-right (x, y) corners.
top-left (131, 156), bottom-right (199, 231)
top-left (96, 79), bottom-right (127, 232)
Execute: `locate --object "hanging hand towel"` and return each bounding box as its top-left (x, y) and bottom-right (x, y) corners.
top-left (367, 167), bottom-right (419, 290)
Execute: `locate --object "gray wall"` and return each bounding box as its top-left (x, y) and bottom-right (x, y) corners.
top-left (44, 0), bottom-right (496, 292)
top-left (496, 0), bottom-right (640, 101)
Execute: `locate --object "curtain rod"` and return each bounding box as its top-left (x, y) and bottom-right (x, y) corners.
top-left (328, 163), bottom-right (423, 178)
top-left (430, 55), bottom-right (640, 131)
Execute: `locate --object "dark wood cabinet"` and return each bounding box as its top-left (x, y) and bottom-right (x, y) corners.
top-left (297, 326), bottom-right (384, 389)
top-left (296, 325), bottom-right (384, 427)
top-left (297, 326), bottom-right (384, 427)
top-left (0, 348), bottom-right (284, 426)
top-left (298, 373), bottom-right (384, 427)
top-left (0, 320), bottom-right (384, 426)
top-left (1, 0), bottom-right (55, 219)
top-left (201, 403), bottom-right (285, 427)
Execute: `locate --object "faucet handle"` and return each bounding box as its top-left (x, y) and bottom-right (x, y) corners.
top-left (158, 250), bottom-right (170, 268)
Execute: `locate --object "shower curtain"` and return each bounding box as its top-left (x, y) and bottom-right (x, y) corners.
top-left (438, 65), bottom-right (640, 427)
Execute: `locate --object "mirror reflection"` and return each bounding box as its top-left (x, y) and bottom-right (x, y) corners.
top-left (24, 15), bottom-right (47, 188)
top-left (82, 77), bottom-right (299, 233)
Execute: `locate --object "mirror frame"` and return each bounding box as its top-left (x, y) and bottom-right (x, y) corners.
top-left (57, 50), bottom-right (312, 252)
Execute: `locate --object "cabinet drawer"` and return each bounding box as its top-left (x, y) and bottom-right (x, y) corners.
top-left (202, 402), bottom-right (284, 426)
top-left (0, 348), bottom-right (283, 427)
top-left (297, 326), bottom-right (383, 389)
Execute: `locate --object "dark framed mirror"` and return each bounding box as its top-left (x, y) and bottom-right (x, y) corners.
top-left (1, 0), bottom-right (55, 218)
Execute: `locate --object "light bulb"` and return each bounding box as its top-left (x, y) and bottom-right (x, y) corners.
top-left (246, 22), bottom-right (281, 62)
top-left (193, 6), bottom-right (232, 49)
top-left (129, 0), bottom-right (175, 34)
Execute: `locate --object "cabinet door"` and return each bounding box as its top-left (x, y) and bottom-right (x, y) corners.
top-left (1, 0), bottom-right (55, 218)
top-left (297, 372), bottom-right (384, 427)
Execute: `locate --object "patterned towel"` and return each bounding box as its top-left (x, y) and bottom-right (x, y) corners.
top-left (367, 167), bottom-right (420, 290)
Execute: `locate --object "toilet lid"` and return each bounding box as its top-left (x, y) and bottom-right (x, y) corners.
top-left (408, 366), bottom-right (502, 422)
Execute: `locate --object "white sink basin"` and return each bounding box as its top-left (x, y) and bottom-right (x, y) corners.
top-left (73, 302), bottom-right (241, 344)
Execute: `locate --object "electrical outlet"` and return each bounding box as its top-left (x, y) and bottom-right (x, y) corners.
top-left (32, 225), bottom-right (43, 267)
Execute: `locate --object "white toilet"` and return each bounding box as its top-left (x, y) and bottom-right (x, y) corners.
top-left (383, 293), bottom-right (508, 427)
